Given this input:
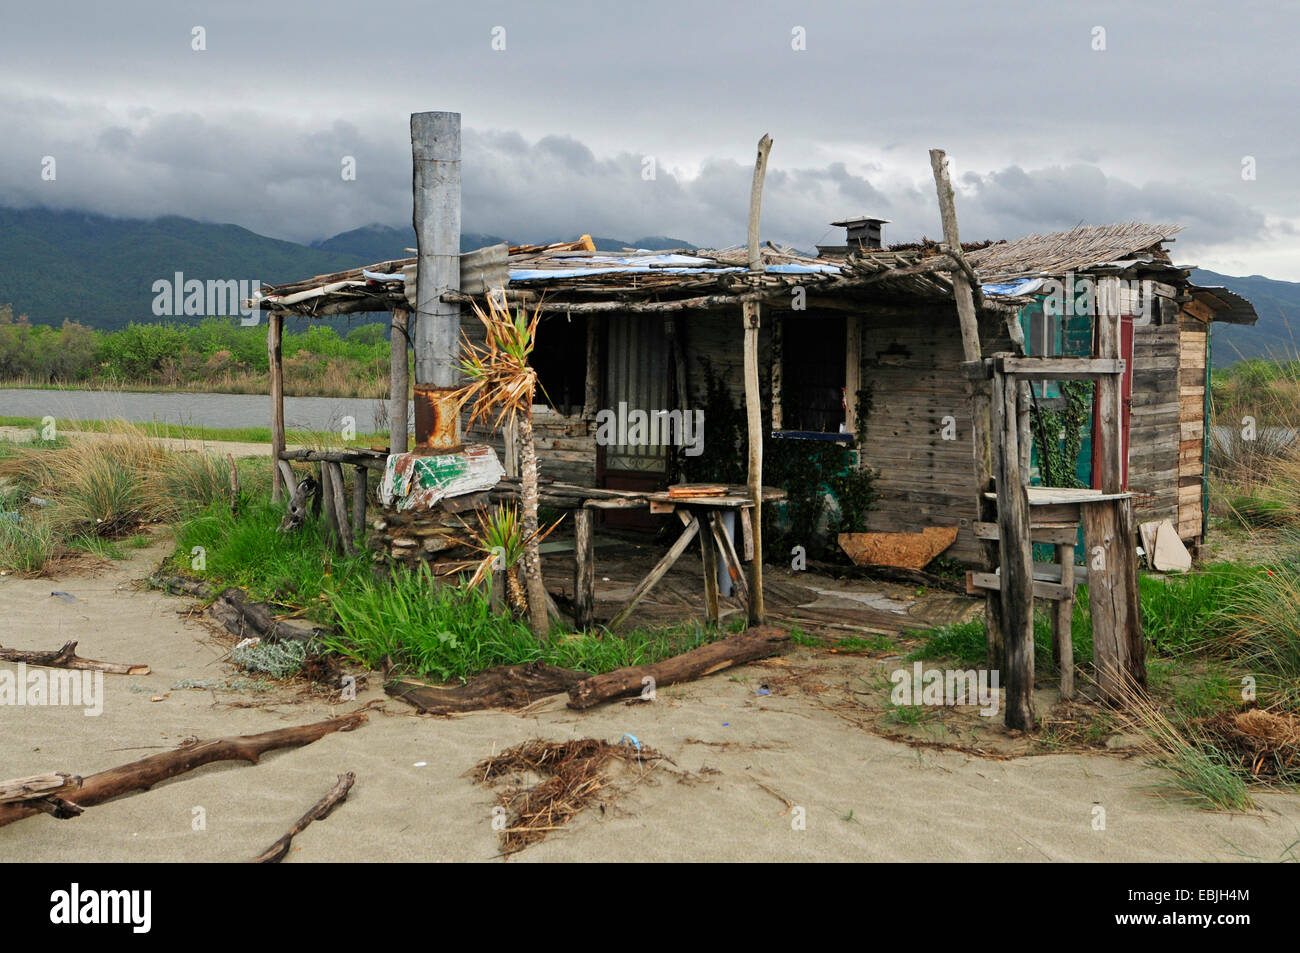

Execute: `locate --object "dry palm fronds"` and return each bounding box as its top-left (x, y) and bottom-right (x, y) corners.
top-left (453, 295), bottom-right (546, 433)
top-left (474, 738), bottom-right (665, 855)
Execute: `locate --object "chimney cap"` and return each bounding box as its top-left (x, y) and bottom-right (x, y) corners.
top-left (830, 215), bottom-right (890, 227)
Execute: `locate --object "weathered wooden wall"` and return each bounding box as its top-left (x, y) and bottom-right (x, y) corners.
top-left (1177, 300), bottom-right (1212, 541)
top-left (1128, 317), bottom-right (1182, 531)
top-left (856, 304), bottom-right (1011, 565)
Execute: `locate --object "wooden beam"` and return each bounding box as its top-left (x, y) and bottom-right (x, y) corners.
top-left (994, 356), bottom-right (1126, 380)
top-left (967, 571), bottom-right (1070, 602)
top-left (268, 311), bottom-right (286, 502)
top-left (744, 133), bottom-right (773, 626)
top-left (973, 521), bottom-right (1078, 545)
top-left (389, 307), bottom-right (410, 453)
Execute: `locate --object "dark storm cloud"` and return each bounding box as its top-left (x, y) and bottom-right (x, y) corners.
top-left (0, 0), bottom-right (1294, 271)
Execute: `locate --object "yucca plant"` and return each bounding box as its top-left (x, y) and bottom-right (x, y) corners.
top-left (453, 295), bottom-right (552, 637)
top-left (457, 503), bottom-right (563, 616)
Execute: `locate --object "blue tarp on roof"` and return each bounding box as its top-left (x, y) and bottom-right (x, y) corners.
top-left (982, 277), bottom-right (1045, 297)
top-left (508, 253), bottom-right (841, 282)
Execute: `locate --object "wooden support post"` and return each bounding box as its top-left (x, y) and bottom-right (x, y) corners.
top-left (930, 148), bottom-right (1000, 668)
top-left (1053, 541), bottom-right (1075, 700)
top-left (573, 507), bottom-right (595, 629)
top-left (743, 133), bottom-right (773, 627)
top-left (389, 307), bottom-right (410, 454)
top-left (1091, 277), bottom-right (1146, 699)
top-left (352, 465), bottom-right (367, 541)
top-left (608, 515), bottom-right (701, 629)
top-left (992, 365), bottom-right (1035, 731)
top-left (268, 312), bottom-right (286, 502)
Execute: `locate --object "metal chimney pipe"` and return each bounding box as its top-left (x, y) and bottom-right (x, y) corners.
top-left (410, 110), bottom-right (462, 450)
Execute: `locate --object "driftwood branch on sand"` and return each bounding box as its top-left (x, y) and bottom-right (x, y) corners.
top-left (0, 773), bottom-right (85, 819)
top-left (0, 641), bottom-right (149, 676)
top-left (387, 662), bottom-right (591, 715)
top-left (250, 772), bottom-right (356, 863)
top-left (567, 625), bottom-right (790, 710)
top-left (0, 712), bottom-right (366, 827)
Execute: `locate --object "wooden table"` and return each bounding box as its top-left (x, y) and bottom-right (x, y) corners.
top-left (608, 486), bottom-right (786, 629)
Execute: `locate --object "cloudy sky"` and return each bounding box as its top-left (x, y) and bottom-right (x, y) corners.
top-left (3, 1), bottom-right (1297, 277)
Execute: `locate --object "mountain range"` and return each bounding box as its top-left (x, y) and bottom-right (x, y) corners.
top-left (0, 206), bottom-right (1293, 367)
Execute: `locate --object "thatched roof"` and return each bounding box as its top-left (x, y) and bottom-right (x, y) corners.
top-left (966, 222), bottom-right (1183, 283)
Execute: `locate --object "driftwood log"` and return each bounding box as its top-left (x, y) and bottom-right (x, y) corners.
top-left (0, 641), bottom-right (149, 676)
top-left (0, 712), bottom-right (366, 827)
top-left (567, 625), bottom-right (790, 710)
top-left (0, 773), bottom-right (84, 818)
top-left (387, 662), bottom-right (591, 715)
top-left (0, 772), bottom-right (82, 803)
top-left (207, 587), bottom-right (325, 646)
top-left (250, 772), bottom-right (356, 863)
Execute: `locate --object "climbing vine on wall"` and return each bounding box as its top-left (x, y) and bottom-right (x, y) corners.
top-left (1029, 379), bottom-right (1093, 489)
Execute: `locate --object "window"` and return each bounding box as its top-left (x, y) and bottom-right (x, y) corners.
top-left (779, 312), bottom-right (847, 433)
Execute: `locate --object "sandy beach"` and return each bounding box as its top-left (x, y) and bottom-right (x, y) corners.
top-left (3, 540), bottom-right (1299, 863)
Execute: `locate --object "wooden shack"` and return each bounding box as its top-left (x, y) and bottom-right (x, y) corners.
top-left (253, 221), bottom-right (1256, 566)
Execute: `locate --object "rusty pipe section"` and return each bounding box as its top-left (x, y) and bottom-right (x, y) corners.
top-left (412, 385), bottom-right (462, 452)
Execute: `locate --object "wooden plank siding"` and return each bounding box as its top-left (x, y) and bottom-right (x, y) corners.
top-left (1126, 321), bottom-right (1182, 529)
top-left (1176, 310), bottom-right (1209, 541)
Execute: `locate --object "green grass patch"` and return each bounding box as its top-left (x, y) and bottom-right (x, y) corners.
top-left (166, 499), bottom-right (731, 684)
